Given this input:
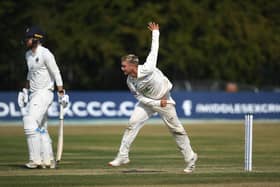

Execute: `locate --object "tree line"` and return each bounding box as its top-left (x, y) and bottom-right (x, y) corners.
top-left (0, 0), bottom-right (279, 91)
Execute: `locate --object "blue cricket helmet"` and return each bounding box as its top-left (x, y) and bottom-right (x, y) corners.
top-left (25, 26), bottom-right (45, 42)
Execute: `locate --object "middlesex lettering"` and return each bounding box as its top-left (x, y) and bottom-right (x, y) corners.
top-left (195, 103), bottom-right (280, 114)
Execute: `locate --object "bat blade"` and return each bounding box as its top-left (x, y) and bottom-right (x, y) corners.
top-left (56, 104), bottom-right (64, 162)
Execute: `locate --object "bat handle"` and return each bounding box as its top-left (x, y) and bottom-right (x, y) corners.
top-left (59, 104), bottom-right (64, 120)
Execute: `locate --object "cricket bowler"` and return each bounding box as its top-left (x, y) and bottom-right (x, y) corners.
top-left (108, 22), bottom-right (198, 173)
top-left (18, 26), bottom-right (69, 169)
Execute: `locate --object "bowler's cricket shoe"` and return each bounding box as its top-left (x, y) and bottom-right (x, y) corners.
top-left (108, 157), bottom-right (130, 167)
top-left (184, 153), bottom-right (198, 173)
top-left (25, 161), bottom-right (42, 169)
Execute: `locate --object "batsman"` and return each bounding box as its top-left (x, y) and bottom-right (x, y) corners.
top-left (109, 22), bottom-right (198, 173)
top-left (18, 26), bottom-right (69, 169)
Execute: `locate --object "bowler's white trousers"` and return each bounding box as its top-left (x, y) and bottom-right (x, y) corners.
top-left (117, 102), bottom-right (195, 163)
top-left (23, 89), bottom-right (54, 164)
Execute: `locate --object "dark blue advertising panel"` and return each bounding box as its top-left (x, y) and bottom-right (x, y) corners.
top-left (0, 91), bottom-right (280, 121)
top-left (173, 92), bottom-right (280, 120)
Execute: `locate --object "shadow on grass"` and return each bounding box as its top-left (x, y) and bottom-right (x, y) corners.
top-left (0, 163), bottom-right (27, 169)
top-left (122, 169), bottom-right (166, 173)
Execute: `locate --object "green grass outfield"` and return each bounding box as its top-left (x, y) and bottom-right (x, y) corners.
top-left (0, 122), bottom-right (280, 187)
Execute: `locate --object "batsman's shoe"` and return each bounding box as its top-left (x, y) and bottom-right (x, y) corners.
top-left (184, 153), bottom-right (198, 173)
top-left (25, 161), bottom-right (41, 169)
top-left (42, 160), bottom-right (56, 169)
top-left (108, 157), bottom-right (130, 167)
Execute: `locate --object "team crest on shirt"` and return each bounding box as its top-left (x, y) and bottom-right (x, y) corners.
top-left (35, 57), bottom-right (39, 62)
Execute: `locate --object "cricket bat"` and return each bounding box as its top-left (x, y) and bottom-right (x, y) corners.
top-left (56, 103), bottom-right (64, 163)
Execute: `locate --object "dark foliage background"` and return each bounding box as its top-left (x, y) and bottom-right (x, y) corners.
top-left (1, 0), bottom-right (279, 91)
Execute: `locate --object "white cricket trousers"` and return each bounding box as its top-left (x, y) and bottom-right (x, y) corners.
top-left (117, 102), bottom-right (195, 163)
top-left (23, 89), bottom-right (54, 164)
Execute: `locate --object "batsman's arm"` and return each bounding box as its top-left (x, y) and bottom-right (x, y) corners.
top-left (43, 49), bottom-right (68, 100)
top-left (57, 86), bottom-right (65, 95)
top-left (43, 49), bottom-right (63, 89)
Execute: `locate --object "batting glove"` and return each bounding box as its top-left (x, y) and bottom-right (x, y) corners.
top-left (18, 88), bottom-right (29, 108)
top-left (58, 91), bottom-right (69, 108)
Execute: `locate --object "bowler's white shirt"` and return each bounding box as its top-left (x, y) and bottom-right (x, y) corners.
top-left (26, 45), bottom-right (63, 93)
top-left (127, 30), bottom-right (173, 106)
